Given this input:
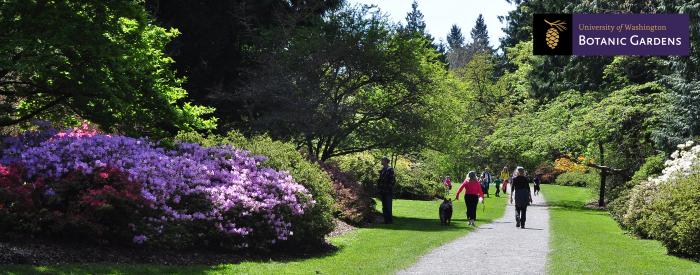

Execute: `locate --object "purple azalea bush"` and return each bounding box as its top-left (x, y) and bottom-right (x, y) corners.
top-left (0, 124), bottom-right (313, 249)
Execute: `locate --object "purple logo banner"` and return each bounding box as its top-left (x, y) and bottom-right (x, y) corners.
top-left (573, 14), bottom-right (689, 56)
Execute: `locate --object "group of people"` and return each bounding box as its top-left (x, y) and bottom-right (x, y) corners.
top-left (376, 156), bottom-right (542, 229)
top-left (456, 166), bottom-right (544, 228)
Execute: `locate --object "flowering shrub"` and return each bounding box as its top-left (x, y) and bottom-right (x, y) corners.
top-left (649, 141), bottom-right (700, 185)
top-left (608, 153), bottom-right (665, 224)
top-left (623, 141), bottom-right (700, 258)
top-left (643, 174), bottom-right (700, 258)
top-left (176, 131), bottom-right (335, 247)
top-left (553, 157), bottom-right (588, 173)
top-left (622, 181), bottom-right (658, 237)
top-left (0, 126), bottom-right (313, 249)
top-left (0, 164), bottom-right (151, 244)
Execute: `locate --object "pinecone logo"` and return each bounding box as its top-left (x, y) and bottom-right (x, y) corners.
top-left (544, 19), bottom-right (567, 49)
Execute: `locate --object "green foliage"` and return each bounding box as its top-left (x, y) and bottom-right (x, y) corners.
top-left (333, 152), bottom-right (379, 192)
top-left (488, 91), bottom-right (594, 166)
top-left (333, 152), bottom-right (444, 200)
top-left (489, 81), bottom-right (667, 206)
top-left (606, 189), bottom-right (631, 225)
top-left (653, 76), bottom-right (700, 151)
top-left (393, 158), bottom-right (444, 200)
top-left (622, 181), bottom-right (659, 238)
top-left (602, 57), bottom-right (667, 91)
top-left (175, 131), bottom-right (335, 246)
top-left (446, 24), bottom-right (464, 49)
top-left (432, 52), bottom-right (514, 171)
top-left (467, 14), bottom-right (493, 56)
top-left (404, 0), bottom-right (427, 35)
top-left (554, 171), bottom-right (599, 187)
top-left (0, 0), bottom-right (215, 137)
top-left (608, 153), bottom-right (666, 224)
top-left (240, 4), bottom-right (445, 161)
top-left (144, 0), bottom-right (341, 128)
top-left (629, 153), bottom-right (667, 187)
top-left (544, 185), bottom-right (700, 274)
top-left (642, 175), bottom-right (700, 258)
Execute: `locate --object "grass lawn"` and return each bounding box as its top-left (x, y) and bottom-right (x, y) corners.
top-left (542, 184), bottom-right (700, 275)
top-left (2, 195), bottom-right (507, 275)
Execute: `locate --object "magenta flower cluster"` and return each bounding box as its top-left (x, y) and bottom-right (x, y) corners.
top-left (1, 125), bottom-right (313, 246)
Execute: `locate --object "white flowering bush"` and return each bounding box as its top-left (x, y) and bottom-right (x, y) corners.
top-left (650, 140), bottom-right (700, 185)
top-left (623, 140), bottom-right (700, 258)
top-left (622, 181), bottom-right (658, 237)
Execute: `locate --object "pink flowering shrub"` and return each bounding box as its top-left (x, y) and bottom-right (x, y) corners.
top-left (0, 126), bottom-right (314, 250)
top-left (0, 164), bottom-right (151, 244)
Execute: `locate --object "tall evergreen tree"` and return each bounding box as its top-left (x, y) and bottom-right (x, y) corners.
top-left (405, 0), bottom-right (427, 35)
top-left (446, 24), bottom-right (464, 49)
top-left (401, 1), bottom-right (445, 64)
top-left (468, 14), bottom-right (493, 55)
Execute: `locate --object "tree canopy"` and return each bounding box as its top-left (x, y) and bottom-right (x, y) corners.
top-left (0, 0), bottom-right (215, 137)
top-left (447, 24), bottom-right (465, 50)
top-left (239, 5), bottom-right (445, 161)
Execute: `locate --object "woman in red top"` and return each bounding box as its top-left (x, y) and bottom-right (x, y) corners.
top-left (443, 176), bottom-right (452, 195)
top-left (455, 171), bottom-right (484, 226)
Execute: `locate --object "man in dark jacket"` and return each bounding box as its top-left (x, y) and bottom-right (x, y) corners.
top-left (378, 156), bottom-right (396, 224)
top-left (510, 166), bottom-right (532, 228)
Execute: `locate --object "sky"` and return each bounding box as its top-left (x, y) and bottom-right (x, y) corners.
top-left (347, 0), bottom-right (515, 49)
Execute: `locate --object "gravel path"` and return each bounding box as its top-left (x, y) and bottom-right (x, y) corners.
top-left (398, 189), bottom-right (550, 275)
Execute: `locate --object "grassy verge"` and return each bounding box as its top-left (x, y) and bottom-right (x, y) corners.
top-left (3, 195), bottom-right (506, 275)
top-left (542, 184), bottom-right (700, 274)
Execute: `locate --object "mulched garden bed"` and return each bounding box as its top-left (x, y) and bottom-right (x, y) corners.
top-left (584, 201), bottom-right (607, 210)
top-left (0, 219), bottom-right (359, 266)
top-left (327, 218), bottom-right (357, 238)
top-left (0, 239), bottom-right (337, 266)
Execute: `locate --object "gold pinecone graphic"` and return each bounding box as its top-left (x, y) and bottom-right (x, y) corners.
top-left (544, 19), bottom-right (567, 49)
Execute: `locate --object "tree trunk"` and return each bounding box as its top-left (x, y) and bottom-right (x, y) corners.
top-left (598, 142), bottom-right (606, 207)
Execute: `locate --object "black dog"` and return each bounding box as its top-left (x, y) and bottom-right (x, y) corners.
top-left (439, 198), bottom-right (453, 225)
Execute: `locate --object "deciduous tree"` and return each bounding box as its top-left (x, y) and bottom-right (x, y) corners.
top-left (0, 0), bottom-right (215, 137)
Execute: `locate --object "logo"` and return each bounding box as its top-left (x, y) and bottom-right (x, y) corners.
top-left (544, 19), bottom-right (566, 49)
top-left (533, 14), bottom-right (572, 55)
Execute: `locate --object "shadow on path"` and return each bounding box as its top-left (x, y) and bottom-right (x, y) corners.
top-left (371, 216), bottom-right (470, 232)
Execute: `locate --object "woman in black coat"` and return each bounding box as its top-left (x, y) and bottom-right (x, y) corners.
top-left (510, 167), bottom-right (533, 228)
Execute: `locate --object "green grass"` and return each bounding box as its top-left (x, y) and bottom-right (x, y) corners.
top-left (2, 195), bottom-right (506, 275)
top-left (542, 184), bottom-right (700, 275)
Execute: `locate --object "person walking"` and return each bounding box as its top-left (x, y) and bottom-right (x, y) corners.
top-left (510, 167), bottom-right (532, 229)
top-left (499, 166), bottom-right (510, 195)
top-left (378, 156), bottom-right (396, 224)
top-left (533, 174), bottom-right (542, 196)
top-left (481, 168), bottom-right (492, 198)
top-left (455, 171), bottom-right (484, 227)
top-left (443, 176), bottom-right (452, 195)
top-left (494, 178), bottom-right (502, 197)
